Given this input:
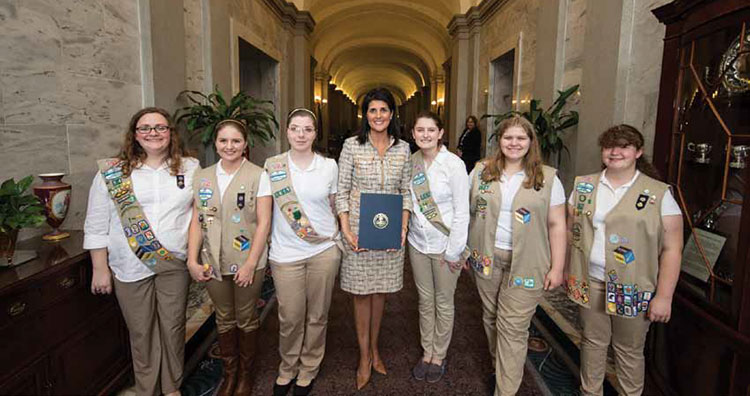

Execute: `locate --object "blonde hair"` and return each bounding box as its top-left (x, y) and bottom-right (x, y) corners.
top-left (480, 115), bottom-right (544, 190)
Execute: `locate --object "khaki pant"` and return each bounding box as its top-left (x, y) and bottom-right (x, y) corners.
top-left (270, 246), bottom-right (341, 383)
top-left (580, 280), bottom-right (651, 396)
top-left (473, 248), bottom-right (543, 396)
top-left (409, 244), bottom-right (461, 361)
top-left (114, 268), bottom-right (190, 396)
top-left (206, 267), bottom-right (265, 334)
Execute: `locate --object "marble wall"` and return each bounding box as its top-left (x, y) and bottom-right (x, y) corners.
top-left (0, 0), bottom-right (142, 236)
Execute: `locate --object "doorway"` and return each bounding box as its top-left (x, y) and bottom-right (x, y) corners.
top-left (238, 37), bottom-right (279, 166)
top-left (488, 49), bottom-right (515, 155)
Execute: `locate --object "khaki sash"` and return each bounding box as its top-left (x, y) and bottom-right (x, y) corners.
top-left (97, 158), bottom-right (180, 272)
top-left (264, 153), bottom-right (342, 247)
top-left (411, 151), bottom-right (451, 236)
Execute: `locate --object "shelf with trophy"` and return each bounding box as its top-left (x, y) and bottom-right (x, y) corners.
top-left (667, 19), bottom-right (750, 315)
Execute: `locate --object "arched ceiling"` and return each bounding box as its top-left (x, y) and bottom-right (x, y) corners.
top-left (290, 0), bottom-right (481, 102)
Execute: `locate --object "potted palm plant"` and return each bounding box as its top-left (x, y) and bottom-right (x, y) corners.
top-left (484, 84), bottom-right (580, 167)
top-left (0, 176), bottom-right (46, 266)
top-left (175, 86), bottom-right (279, 148)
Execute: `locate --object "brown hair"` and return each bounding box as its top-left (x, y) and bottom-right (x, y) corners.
top-left (480, 115), bottom-right (544, 190)
top-left (119, 107), bottom-right (191, 176)
top-left (465, 115), bottom-right (479, 130)
top-left (287, 107), bottom-right (317, 125)
top-left (215, 119), bottom-right (250, 159)
top-left (412, 110), bottom-right (445, 146)
top-left (598, 124), bottom-right (660, 179)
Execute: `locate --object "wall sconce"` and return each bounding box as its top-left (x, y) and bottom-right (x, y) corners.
top-left (431, 100), bottom-right (437, 106)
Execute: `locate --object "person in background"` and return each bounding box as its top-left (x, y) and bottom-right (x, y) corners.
top-left (457, 115), bottom-right (482, 173)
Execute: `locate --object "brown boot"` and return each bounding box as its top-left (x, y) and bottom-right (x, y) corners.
top-left (235, 330), bottom-right (258, 395)
top-left (216, 329), bottom-right (239, 396)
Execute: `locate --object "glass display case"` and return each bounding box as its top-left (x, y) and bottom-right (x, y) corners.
top-left (651, 1), bottom-right (750, 395)
top-left (668, 18), bottom-right (749, 314)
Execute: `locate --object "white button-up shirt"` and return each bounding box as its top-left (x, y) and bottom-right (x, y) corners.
top-left (83, 158), bottom-right (200, 282)
top-left (566, 170), bottom-right (682, 281)
top-left (258, 153), bottom-right (339, 263)
top-left (216, 158), bottom-right (244, 200)
top-left (408, 146), bottom-right (470, 262)
top-left (489, 170), bottom-right (566, 250)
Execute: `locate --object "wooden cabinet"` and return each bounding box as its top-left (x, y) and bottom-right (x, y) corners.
top-left (651, 1), bottom-right (750, 395)
top-left (0, 232), bottom-right (131, 395)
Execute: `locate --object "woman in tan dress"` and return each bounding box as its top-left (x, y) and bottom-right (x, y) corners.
top-left (336, 87), bottom-right (412, 390)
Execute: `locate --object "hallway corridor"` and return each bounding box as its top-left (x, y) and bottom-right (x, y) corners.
top-left (244, 263), bottom-right (543, 395)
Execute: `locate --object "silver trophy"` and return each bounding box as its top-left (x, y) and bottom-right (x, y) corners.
top-left (687, 142), bottom-right (712, 164)
top-left (730, 145), bottom-right (749, 169)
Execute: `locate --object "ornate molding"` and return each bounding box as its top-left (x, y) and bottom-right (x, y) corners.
top-left (447, 0), bottom-right (511, 39)
top-left (261, 0), bottom-right (315, 36)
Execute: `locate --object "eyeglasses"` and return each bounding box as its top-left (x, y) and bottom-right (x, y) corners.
top-left (135, 124), bottom-right (171, 134)
top-left (288, 126), bottom-right (315, 135)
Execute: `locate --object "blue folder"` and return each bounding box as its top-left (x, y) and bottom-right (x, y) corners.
top-left (358, 193), bottom-right (402, 250)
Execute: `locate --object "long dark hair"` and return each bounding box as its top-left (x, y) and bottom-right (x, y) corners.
top-left (598, 124), bottom-right (660, 179)
top-left (356, 88), bottom-right (400, 144)
top-left (465, 115), bottom-right (480, 132)
top-left (120, 107), bottom-right (191, 176)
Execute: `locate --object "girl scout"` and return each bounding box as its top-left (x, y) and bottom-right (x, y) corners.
top-left (407, 111), bottom-right (470, 383)
top-left (187, 119), bottom-right (271, 396)
top-left (467, 115), bottom-right (566, 395)
top-left (258, 108), bottom-right (341, 396)
top-left (566, 124), bottom-right (682, 396)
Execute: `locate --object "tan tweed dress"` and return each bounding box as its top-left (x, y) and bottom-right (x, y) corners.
top-left (335, 136), bottom-right (412, 294)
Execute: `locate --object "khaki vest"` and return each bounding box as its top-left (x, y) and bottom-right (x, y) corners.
top-left (466, 162), bottom-right (556, 290)
top-left (566, 172), bottom-right (667, 319)
top-left (193, 161), bottom-right (268, 281)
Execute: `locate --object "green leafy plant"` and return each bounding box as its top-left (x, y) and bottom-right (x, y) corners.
top-left (175, 86), bottom-right (279, 146)
top-left (0, 176), bottom-right (46, 233)
top-left (483, 84), bottom-right (580, 166)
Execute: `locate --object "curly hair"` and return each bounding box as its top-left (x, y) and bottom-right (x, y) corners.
top-left (480, 115), bottom-right (545, 190)
top-left (598, 124), bottom-right (660, 179)
top-left (119, 107), bottom-right (191, 176)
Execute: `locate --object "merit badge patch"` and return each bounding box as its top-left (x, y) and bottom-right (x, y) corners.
top-left (274, 186), bottom-right (291, 198)
top-left (515, 208), bottom-right (531, 224)
top-left (229, 264), bottom-right (239, 274)
top-left (614, 246), bottom-right (635, 265)
top-left (635, 194), bottom-right (649, 210)
top-left (523, 278), bottom-right (535, 288)
top-left (576, 182), bottom-right (594, 194)
top-left (233, 235), bottom-right (250, 251)
top-left (270, 170), bottom-right (287, 182)
top-left (413, 172), bottom-right (426, 186)
top-left (199, 188), bottom-right (213, 201)
top-left (231, 213), bottom-right (242, 223)
top-left (237, 193), bottom-right (245, 209)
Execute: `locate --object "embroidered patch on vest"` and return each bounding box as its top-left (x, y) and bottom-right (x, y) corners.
top-left (513, 276), bottom-right (523, 286)
top-left (572, 223), bottom-right (582, 242)
top-left (613, 246), bottom-right (635, 265)
top-left (233, 235), bottom-right (250, 251)
top-left (274, 186), bottom-right (291, 198)
top-left (413, 172), bottom-right (426, 185)
top-left (576, 182), bottom-right (594, 194)
top-left (199, 187), bottom-right (213, 201)
top-left (229, 264), bottom-right (238, 274)
top-left (468, 250), bottom-right (491, 276)
top-left (606, 281), bottom-right (652, 317)
top-left (635, 193), bottom-right (649, 210)
top-left (231, 213), bottom-right (242, 223)
top-left (523, 278), bottom-right (535, 288)
top-left (515, 208), bottom-right (531, 224)
top-left (237, 192), bottom-right (245, 209)
top-left (476, 196), bottom-right (488, 218)
top-left (270, 170), bottom-right (287, 182)
top-left (567, 275), bottom-right (589, 304)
